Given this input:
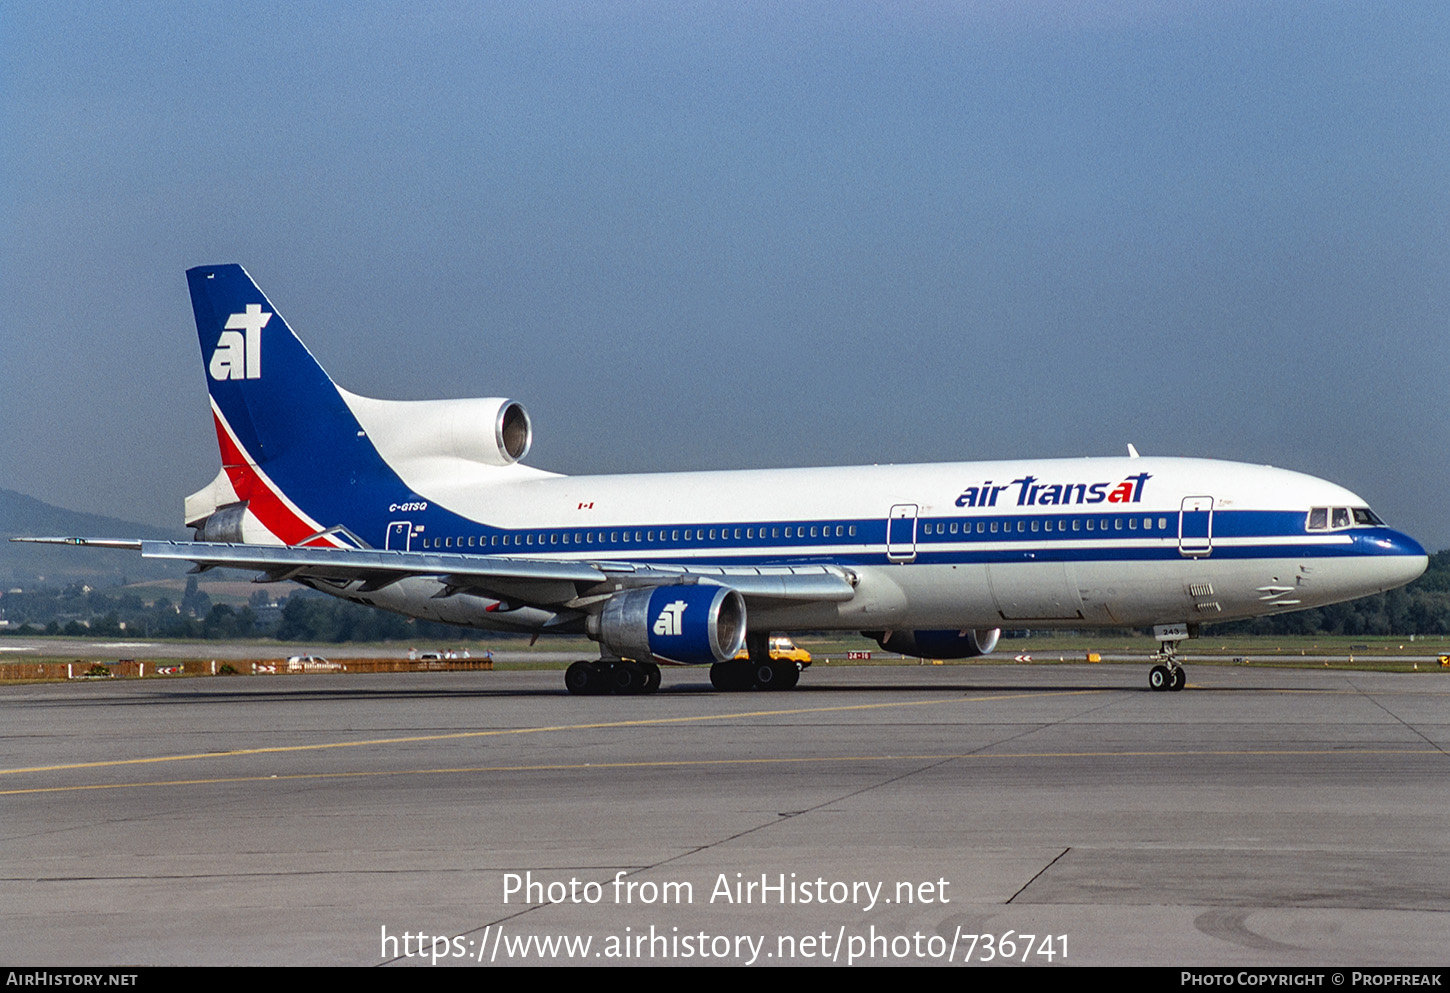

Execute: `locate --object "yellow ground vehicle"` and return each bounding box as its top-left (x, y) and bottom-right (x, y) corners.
top-left (734, 635), bottom-right (811, 666)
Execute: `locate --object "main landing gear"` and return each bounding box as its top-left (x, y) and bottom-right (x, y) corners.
top-left (708, 657), bottom-right (800, 692)
top-left (564, 658), bottom-right (661, 695)
top-left (709, 630), bottom-right (801, 691)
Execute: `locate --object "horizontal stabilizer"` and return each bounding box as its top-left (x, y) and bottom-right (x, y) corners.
top-left (10, 537), bottom-right (143, 550)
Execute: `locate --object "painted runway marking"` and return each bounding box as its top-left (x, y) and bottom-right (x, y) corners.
top-left (0, 690), bottom-right (1101, 777)
top-left (3, 747), bottom-right (1443, 796)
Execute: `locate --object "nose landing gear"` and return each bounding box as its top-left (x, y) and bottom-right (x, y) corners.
top-left (1148, 662), bottom-right (1186, 692)
top-left (1147, 623), bottom-right (1191, 692)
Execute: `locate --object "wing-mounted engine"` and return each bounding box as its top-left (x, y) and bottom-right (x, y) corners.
top-left (868, 628), bottom-right (1001, 659)
top-left (588, 585), bottom-right (747, 664)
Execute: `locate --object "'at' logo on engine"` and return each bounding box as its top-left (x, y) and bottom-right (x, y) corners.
top-left (209, 304), bottom-right (272, 381)
top-left (653, 600), bottom-right (688, 637)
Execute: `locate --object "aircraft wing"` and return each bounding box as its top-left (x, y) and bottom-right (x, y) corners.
top-left (12, 538), bottom-right (858, 608)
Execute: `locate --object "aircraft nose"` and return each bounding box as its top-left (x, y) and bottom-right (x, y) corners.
top-left (1371, 530), bottom-right (1429, 588)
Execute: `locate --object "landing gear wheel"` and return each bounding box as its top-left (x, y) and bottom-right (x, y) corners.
top-left (641, 662), bottom-right (662, 694)
top-left (1148, 664), bottom-right (1170, 692)
top-left (1168, 666), bottom-right (1186, 692)
top-left (565, 660), bottom-right (601, 696)
top-left (753, 660), bottom-right (785, 690)
top-left (710, 660), bottom-right (752, 691)
top-left (769, 660), bottom-right (800, 690)
top-left (611, 661), bottom-right (644, 695)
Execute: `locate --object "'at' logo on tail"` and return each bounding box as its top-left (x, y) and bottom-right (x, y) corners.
top-left (209, 304), bottom-right (272, 380)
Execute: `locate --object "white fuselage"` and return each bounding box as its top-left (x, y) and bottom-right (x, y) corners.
top-left (352, 455), bottom-right (1425, 634)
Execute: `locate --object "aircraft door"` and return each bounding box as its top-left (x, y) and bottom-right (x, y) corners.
top-left (386, 521), bottom-right (414, 551)
top-left (886, 504), bottom-right (918, 562)
top-left (1178, 497), bottom-right (1213, 557)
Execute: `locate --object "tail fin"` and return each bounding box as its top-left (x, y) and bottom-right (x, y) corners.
top-left (186, 265), bottom-right (388, 545)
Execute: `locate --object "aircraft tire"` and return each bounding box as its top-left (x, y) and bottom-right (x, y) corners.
top-left (752, 660), bottom-right (780, 690)
top-left (710, 660), bottom-right (751, 691)
top-left (565, 660), bottom-right (598, 696)
top-left (612, 661), bottom-right (644, 695)
top-left (641, 662), bottom-right (662, 694)
top-left (1168, 666), bottom-right (1186, 692)
top-left (1148, 665), bottom-right (1170, 692)
top-left (774, 660), bottom-right (801, 690)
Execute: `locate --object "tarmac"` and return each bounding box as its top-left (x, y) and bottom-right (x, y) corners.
top-left (2, 662), bottom-right (1446, 966)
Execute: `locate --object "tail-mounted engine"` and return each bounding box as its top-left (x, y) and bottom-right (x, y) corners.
top-left (192, 500), bottom-right (250, 543)
top-left (868, 628), bottom-right (1001, 659)
top-left (354, 395), bottom-right (532, 467)
top-left (589, 585), bottom-right (747, 665)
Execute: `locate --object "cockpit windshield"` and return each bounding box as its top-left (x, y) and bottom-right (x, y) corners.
top-left (1307, 506), bottom-right (1385, 531)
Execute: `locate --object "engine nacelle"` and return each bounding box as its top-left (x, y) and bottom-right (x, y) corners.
top-left (341, 391), bottom-right (533, 467)
top-left (192, 501), bottom-right (250, 543)
top-left (870, 628), bottom-right (1001, 659)
top-left (591, 585), bottom-right (747, 665)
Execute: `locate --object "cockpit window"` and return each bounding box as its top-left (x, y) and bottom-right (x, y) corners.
top-left (1307, 506), bottom-right (1385, 531)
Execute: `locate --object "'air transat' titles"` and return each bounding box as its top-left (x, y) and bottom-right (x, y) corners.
top-left (955, 473), bottom-right (1151, 509)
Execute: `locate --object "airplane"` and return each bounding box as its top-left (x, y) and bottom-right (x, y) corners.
top-left (19, 264), bottom-right (1428, 695)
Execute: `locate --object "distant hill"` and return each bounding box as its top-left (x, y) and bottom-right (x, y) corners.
top-left (0, 487), bottom-right (187, 586)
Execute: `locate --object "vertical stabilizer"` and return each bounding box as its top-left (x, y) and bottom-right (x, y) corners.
top-left (186, 265), bottom-right (394, 545)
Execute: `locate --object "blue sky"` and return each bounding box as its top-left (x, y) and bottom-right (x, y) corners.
top-left (3, 1), bottom-right (1447, 547)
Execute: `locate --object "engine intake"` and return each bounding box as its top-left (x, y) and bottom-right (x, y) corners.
top-left (592, 585), bottom-right (747, 665)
